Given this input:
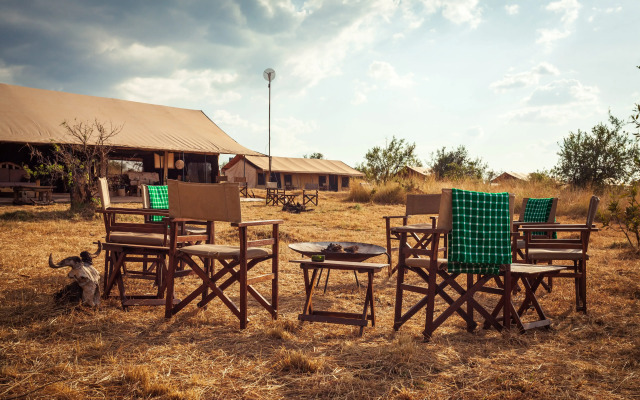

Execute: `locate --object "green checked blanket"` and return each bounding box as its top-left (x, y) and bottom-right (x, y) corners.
top-left (523, 197), bottom-right (556, 237)
top-left (447, 189), bottom-right (512, 275)
top-left (147, 185), bottom-right (168, 222)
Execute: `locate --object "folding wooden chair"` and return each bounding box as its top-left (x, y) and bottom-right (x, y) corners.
top-left (97, 178), bottom-right (176, 308)
top-left (164, 180), bottom-right (283, 329)
top-left (383, 194), bottom-right (442, 276)
top-left (303, 183), bottom-right (319, 206)
top-left (521, 195), bottom-right (599, 313)
top-left (265, 181), bottom-right (282, 206)
top-left (393, 189), bottom-right (565, 340)
top-left (233, 176), bottom-right (249, 197)
top-left (512, 197), bottom-right (559, 262)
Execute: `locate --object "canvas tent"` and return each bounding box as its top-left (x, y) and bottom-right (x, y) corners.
top-left (222, 155), bottom-right (364, 191)
top-left (396, 165), bottom-right (430, 179)
top-left (0, 83), bottom-right (261, 184)
top-left (491, 171), bottom-right (530, 184)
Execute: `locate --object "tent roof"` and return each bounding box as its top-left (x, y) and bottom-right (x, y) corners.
top-left (403, 165), bottom-right (430, 176)
top-left (0, 83), bottom-right (262, 156)
top-left (491, 171), bottom-right (530, 182)
top-left (224, 155), bottom-right (364, 177)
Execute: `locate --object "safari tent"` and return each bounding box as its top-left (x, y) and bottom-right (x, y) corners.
top-left (222, 155), bottom-right (364, 191)
top-left (0, 83), bottom-right (261, 185)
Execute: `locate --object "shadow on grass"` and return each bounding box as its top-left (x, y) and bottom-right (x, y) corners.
top-left (0, 208), bottom-right (95, 221)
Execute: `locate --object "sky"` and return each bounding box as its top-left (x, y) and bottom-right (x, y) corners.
top-left (1, 0), bottom-right (638, 174)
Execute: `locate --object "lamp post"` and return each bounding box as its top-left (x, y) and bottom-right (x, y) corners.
top-left (263, 68), bottom-right (275, 183)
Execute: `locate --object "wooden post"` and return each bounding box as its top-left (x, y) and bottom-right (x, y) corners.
top-left (163, 151), bottom-right (169, 184)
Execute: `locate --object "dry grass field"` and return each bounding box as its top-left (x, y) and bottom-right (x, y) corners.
top-left (0, 183), bottom-right (639, 399)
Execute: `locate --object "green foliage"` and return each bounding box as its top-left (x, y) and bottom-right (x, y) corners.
top-left (601, 184), bottom-right (640, 254)
top-left (554, 113), bottom-right (639, 188)
top-left (528, 169), bottom-right (557, 187)
top-left (429, 145), bottom-right (489, 181)
top-left (632, 66), bottom-right (640, 138)
top-left (356, 136), bottom-right (422, 183)
top-left (303, 152), bottom-right (324, 159)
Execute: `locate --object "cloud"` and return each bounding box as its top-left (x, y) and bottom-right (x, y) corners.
top-left (368, 61), bottom-right (414, 88)
top-left (116, 69), bottom-right (241, 105)
top-left (409, 0), bottom-right (483, 29)
top-left (505, 5), bottom-right (519, 15)
top-left (536, 0), bottom-right (582, 46)
top-left (0, 60), bottom-right (22, 83)
top-left (503, 79), bottom-right (600, 123)
top-left (490, 63), bottom-right (560, 92)
top-left (439, 0), bottom-right (483, 28)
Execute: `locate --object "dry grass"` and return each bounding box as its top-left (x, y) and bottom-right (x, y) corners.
top-left (0, 184), bottom-right (639, 399)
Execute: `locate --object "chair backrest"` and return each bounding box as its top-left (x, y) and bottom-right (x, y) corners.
top-left (266, 181), bottom-right (278, 189)
top-left (141, 184), bottom-right (150, 209)
top-left (437, 189), bottom-right (515, 230)
top-left (406, 194), bottom-right (441, 216)
top-left (439, 189), bottom-right (515, 274)
top-left (167, 180), bottom-right (241, 223)
top-left (97, 177), bottom-right (111, 210)
top-left (233, 176), bottom-right (247, 183)
top-left (304, 183), bottom-right (319, 191)
top-left (518, 197), bottom-right (558, 223)
top-left (216, 175), bottom-right (228, 183)
top-left (586, 195), bottom-right (600, 227)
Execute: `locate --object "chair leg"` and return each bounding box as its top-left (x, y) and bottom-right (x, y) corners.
top-left (422, 267), bottom-right (438, 341)
top-left (578, 260), bottom-right (587, 313)
top-left (393, 265), bottom-right (405, 330)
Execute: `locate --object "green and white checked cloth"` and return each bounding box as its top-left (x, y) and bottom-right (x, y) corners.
top-left (447, 189), bottom-right (512, 275)
top-left (147, 185), bottom-right (168, 222)
top-left (523, 197), bottom-right (555, 237)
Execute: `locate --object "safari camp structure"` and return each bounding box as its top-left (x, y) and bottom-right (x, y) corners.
top-left (222, 155), bottom-right (364, 191)
top-left (0, 83), bottom-right (261, 192)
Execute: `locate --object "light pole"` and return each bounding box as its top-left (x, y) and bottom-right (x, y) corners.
top-left (263, 68), bottom-right (275, 182)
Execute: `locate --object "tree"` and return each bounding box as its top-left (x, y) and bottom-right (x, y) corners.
top-left (356, 136), bottom-right (422, 183)
top-left (553, 113), bottom-right (639, 187)
top-left (303, 152), bottom-right (324, 159)
top-left (429, 145), bottom-right (489, 181)
top-left (28, 119), bottom-right (121, 214)
top-left (632, 66), bottom-right (640, 138)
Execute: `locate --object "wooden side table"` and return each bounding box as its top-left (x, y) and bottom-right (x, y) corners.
top-left (291, 259), bottom-right (388, 336)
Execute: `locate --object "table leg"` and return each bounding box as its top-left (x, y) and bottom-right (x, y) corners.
top-left (301, 267), bottom-right (319, 317)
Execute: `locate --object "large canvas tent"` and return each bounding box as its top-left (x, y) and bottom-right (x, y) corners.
top-left (0, 83), bottom-right (261, 184)
top-left (222, 155), bottom-right (364, 191)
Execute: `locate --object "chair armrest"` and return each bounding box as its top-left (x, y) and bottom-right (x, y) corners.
top-left (232, 219), bottom-right (284, 227)
top-left (519, 224), bottom-right (595, 232)
top-left (391, 226), bottom-right (448, 234)
top-left (101, 208), bottom-right (169, 216)
top-left (382, 215), bottom-right (408, 220)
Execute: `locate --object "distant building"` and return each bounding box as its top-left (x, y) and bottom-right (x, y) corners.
top-left (396, 165), bottom-right (431, 179)
top-left (222, 155), bottom-right (363, 191)
top-left (491, 171), bottom-right (530, 184)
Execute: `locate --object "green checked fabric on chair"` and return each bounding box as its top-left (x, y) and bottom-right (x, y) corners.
top-left (523, 197), bottom-right (556, 238)
top-left (447, 189), bottom-right (511, 275)
top-left (148, 185), bottom-right (169, 222)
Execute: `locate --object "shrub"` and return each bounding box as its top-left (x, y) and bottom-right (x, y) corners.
top-left (346, 181), bottom-right (372, 203)
top-left (371, 182), bottom-right (406, 205)
top-left (601, 184), bottom-right (640, 254)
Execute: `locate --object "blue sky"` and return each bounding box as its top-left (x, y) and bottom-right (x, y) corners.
top-left (1, 0), bottom-right (638, 173)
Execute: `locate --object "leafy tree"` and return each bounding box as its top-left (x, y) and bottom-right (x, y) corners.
top-left (28, 119), bottom-right (121, 215)
top-left (601, 185), bottom-right (640, 254)
top-left (632, 66), bottom-right (640, 137)
top-left (303, 152), bottom-right (324, 159)
top-left (429, 145), bottom-right (489, 181)
top-left (356, 136), bottom-right (422, 183)
top-left (553, 113), bottom-right (639, 187)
